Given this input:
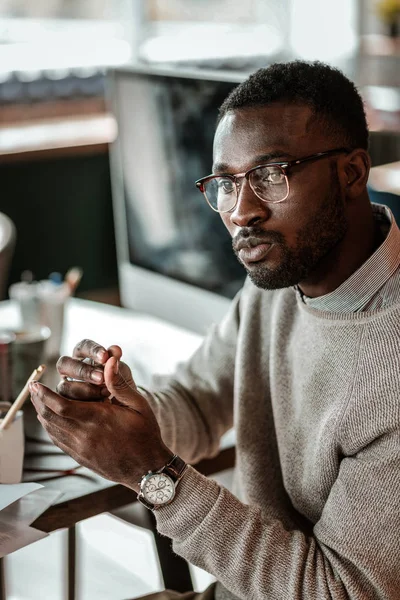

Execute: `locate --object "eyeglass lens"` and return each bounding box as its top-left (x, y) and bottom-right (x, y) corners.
top-left (203, 165), bottom-right (287, 212)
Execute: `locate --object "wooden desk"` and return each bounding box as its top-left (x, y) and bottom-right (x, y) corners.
top-left (21, 406), bottom-right (233, 599)
top-left (0, 299), bottom-right (235, 599)
top-left (26, 444), bottom-right (234, 534)
top-left (0, 98), bottom-right (116, 164)
top-left (0, 113), bottom-right (117, 164)
top-left (20, 410), bottom-right (233, 600)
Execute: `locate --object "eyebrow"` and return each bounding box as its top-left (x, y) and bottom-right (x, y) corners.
top-left (212, 151), bottom-right (295, 174)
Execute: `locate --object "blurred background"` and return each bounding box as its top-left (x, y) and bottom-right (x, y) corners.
top-left (0, 0), bottom-right (399, 304)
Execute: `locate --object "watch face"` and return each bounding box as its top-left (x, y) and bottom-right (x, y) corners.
top-left (141, 473), bottom-right (175, 506)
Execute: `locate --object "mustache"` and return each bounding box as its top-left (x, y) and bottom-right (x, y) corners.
top-left (232, 228), bottom-right (284, 252)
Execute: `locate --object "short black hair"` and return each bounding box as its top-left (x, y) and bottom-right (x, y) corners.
top-left (218, 61), bottom-right (369, 150)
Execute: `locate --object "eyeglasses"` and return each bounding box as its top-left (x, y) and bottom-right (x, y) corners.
top-left (195, 147), bottom-right (350, 213)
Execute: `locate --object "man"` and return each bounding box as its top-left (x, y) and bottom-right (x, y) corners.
top-left (30, 61), bottom-right (400, 599)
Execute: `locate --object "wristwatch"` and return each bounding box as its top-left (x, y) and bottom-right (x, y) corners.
top-left (137, 455), bottom-right (187, 510)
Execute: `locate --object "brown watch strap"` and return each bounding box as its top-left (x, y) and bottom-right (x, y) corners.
top-left (163, 455), bottom-right (187, 482)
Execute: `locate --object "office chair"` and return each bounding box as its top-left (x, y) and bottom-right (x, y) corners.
top-left (0, 212), bottom-right (16, 300)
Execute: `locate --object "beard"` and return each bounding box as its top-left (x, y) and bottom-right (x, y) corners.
top-left (233, 172), bottom-right (348, 290)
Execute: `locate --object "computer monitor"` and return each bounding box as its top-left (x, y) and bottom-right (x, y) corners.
top-left (107, 65), bottom-right (247, 334)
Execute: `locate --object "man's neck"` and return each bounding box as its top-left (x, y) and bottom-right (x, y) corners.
top-left (298, 204), bottom-right (381, 299)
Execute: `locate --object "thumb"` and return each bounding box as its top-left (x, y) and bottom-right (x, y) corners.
top-left (104, 357), bottom-right (146, 413)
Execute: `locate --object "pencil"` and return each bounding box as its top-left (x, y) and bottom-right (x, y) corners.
top-left (64, 267), bottom-right (83, 296)
top-left (0, 364), bottom-right (46, 431)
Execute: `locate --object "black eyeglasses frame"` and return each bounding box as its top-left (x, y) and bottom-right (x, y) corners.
top-left (195, 147), bottom-right (351, 213)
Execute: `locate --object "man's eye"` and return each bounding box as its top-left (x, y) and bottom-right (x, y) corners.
top-left (217, 179), bottom-right (235, 193)
top-left (262, 169), bottom-right (284, 184)
top-left (270, 172), bottom-right (283, 182)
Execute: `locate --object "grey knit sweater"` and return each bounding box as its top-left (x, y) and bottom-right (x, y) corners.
top-left (142, 276), bottom-right (400, 599)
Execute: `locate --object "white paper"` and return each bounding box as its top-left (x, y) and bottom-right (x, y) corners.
top-left (0, 487), bottom-right (63, 527)
top-left (0, 519), bottom-right (48, 557)
top-left (0, 482), bottom-right (43, 511)
top-left (0, 486), bottom-right (62, 557)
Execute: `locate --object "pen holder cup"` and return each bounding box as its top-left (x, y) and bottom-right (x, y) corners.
top-left (8, 282), bottom-right (41, 330)
top-left (0, 403), bottom-right (24, 484)
top-left (12, 327), bottom-right (51, 399)
top-left (9, 280), bottom-right (69, 361)
top-left (40, 297), bottom-right (67, 360)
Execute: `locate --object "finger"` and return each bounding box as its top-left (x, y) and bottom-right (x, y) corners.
top-left (51, 439), bottom-right (83, 468)
top-left (40, 431), bottom-right (95, 477)
top-left (31, 393), bottom-right (72, 433)
top-left (30, 382), bottom-right (97, 421)
top-left (57, 379), bottom-right (110, 401)
top-left (37, 414), bottom-right (71, 444)
top-left (107, 345), bottom-right (123, 360)
top-left (57, 355), bottom-right (105, 385)
top-left (104, 357), bottom-right (148, 413)
top-left (37, 417), bottom-right (79, 460)
top-left (72, 339), bottom-right (109, 364)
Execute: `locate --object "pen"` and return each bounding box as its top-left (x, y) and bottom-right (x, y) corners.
top-left (0, 364), bottom-right (46, 431)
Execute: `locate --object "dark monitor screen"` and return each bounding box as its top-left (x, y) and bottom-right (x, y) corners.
top-left (110, 67), bottom-right (246, 300)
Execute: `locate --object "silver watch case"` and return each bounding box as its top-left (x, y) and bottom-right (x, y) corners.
top-left (138, 471), bottom-right (176, 510)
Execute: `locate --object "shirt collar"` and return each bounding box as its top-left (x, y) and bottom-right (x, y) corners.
top-left (295, 204), bottom-right (400, 313)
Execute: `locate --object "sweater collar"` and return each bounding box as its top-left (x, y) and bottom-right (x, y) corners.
top-left (294, 204), bottom-right (400, 313)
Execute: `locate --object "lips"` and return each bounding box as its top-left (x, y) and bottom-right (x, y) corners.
top-left (238, 243), bottom-right (273, 264)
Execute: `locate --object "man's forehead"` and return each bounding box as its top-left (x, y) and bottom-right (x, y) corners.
top-left (216, 104), bottom-right (315, 141)
top-left (213, 104), bottom-right (319, 170)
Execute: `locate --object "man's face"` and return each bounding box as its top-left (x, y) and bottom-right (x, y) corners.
top-left (213, 104), bottom-right (348, 291)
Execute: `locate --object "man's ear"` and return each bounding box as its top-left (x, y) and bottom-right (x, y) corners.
top-left (341, 149), bottom-right (370, 198)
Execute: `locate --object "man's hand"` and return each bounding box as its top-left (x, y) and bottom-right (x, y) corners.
top-left (29, 356), bottom-right (173, 491)
top-left (56, 339), bottom-right (135, 402)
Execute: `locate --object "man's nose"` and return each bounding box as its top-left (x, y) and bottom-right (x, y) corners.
top-left (229, 178), bottom-right (270, 227)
